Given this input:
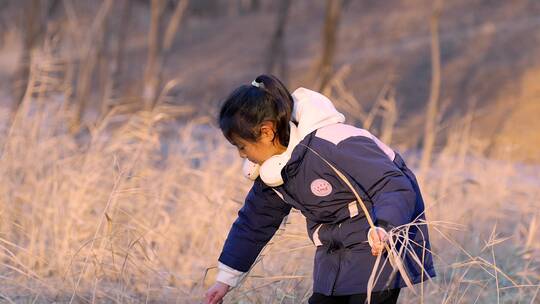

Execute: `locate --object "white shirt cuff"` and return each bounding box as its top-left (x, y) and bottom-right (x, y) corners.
top-left (216, 262), bottom-right (245, 287)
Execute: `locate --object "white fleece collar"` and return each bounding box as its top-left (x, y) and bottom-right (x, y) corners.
top-left (242, 87), bottom-right (345, 186)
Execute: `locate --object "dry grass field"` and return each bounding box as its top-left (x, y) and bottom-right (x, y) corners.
top-left (0, 1), bottom-right (539, 303)
top-left (0, 54), bottom-right (537, 303)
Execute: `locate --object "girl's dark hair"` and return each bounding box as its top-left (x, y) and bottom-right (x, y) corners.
top-left (218, 74), bottom-right (294, 146)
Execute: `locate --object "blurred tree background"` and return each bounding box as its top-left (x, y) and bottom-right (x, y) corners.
top-left (0, 1), bottom-right (539, 303)
top-left (0, 0), bottom-right (539, 162)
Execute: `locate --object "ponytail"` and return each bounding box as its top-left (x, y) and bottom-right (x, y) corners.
top-left (219, 74), bottom-right (294, 146)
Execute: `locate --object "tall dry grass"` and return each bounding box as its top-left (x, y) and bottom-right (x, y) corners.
top-left (0, 53), bottom-right (248, 303)
top-left (0, 53), bottom-right (539, 304)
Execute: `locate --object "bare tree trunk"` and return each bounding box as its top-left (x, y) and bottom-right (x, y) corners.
top-left (0, 1), bottom-right (9, 46)
top-left (163, 0), bottom-right (189, 52)
top-left (99, 0), bottom-right (132, 118)
top-left (72, 0), bottom-right (114, 131)
top-left (114, 0), bottom-right (132, 86)
top-left (12, 0), bottom-right (61, 111)
top-left (419, 1), bottom-right (443, 178)
top-left (314, 0), bottom-right (342, 93)
top-left (237, 0), bottom-right (261, 15)
top-left (98, 9), bottom-right (113, 117)
top-left (251, 0), bottom-right (261, 12)
top-left (143, 0), bottom-right (166, 109)
top-left (265, 0), bottom-right (291, 83)
top-left (13, 0), bottom-right (42, 111)
top-left (144, 0), bottom-right (189, 109)
top-left (379, 88), bottom-right (398, 144)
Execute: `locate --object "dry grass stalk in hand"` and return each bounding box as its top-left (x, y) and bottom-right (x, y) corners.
top-left (301, 144), bottom-right (422, 303)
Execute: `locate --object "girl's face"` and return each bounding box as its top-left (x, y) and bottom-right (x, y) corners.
top-left (230, 122), bottom-right (286, 165)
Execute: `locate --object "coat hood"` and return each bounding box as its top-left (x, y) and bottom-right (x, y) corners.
top-left (243, 87), bottom-right (345, 186)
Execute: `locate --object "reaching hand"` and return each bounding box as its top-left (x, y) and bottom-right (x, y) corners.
top-left (204, 281), bottom-right (230, 304)
top-left (368, 227), bottom-right (389, 256)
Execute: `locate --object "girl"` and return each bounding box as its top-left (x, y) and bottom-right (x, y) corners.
top-left (204, 75), bottom-right (435, 304)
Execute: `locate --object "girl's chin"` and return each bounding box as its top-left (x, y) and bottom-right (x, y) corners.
top-left (249, 159), bottom-right (263, 165)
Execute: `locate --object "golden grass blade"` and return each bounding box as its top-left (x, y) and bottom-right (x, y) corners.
top-left (366, 254), bottom-right (382, 304)
top-left (300, 145), bottom-right (375, 228)
top-left (1, 44), bottom-right (538, 302)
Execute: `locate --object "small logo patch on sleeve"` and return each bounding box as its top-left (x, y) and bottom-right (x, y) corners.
top-left (310, 179), bottom-right (332, 197)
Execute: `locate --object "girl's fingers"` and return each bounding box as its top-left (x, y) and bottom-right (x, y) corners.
top-left (368, 227), bottom-right (388, 243)
top-left (377, 229), bottom-right (388, 242)
top-left (369, 228), bottom-right (389, 256)
top-left (205, 291), bottom-right (217, 304)
top-left (371, 241), bottom-right (385, 256)
top-left (212, 292), bottom-right (223, 304)
top-left (204, 283), bottom-right (229, 304)
top-left (210, 292), bottom-right (225, 304)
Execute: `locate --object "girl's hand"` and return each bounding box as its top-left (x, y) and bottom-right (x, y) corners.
top-left (204, 281), bottom-right (230, 304)
top-left (368, 227), bottom-right (389, 256)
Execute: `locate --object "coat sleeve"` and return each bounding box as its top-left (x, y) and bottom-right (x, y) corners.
top-left (330, 136), bottom-right (417, 230)
top-left (218, 179), bottom-right (292, 275)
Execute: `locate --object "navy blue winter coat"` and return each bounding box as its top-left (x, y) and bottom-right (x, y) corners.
top-left (218, 122), bottom-right (436, 296)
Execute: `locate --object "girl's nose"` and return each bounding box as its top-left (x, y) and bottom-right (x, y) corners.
top-left (238, 150), bottom-right (247, 159)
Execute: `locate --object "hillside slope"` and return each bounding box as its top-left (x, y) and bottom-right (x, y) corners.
top-left (163, 0), bottom-right (540, 161)
top-left (0, 0), bottom-right (538, 161)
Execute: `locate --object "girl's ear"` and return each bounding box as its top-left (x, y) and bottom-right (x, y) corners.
top-left (258, 121), bottom-right (277, 144)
